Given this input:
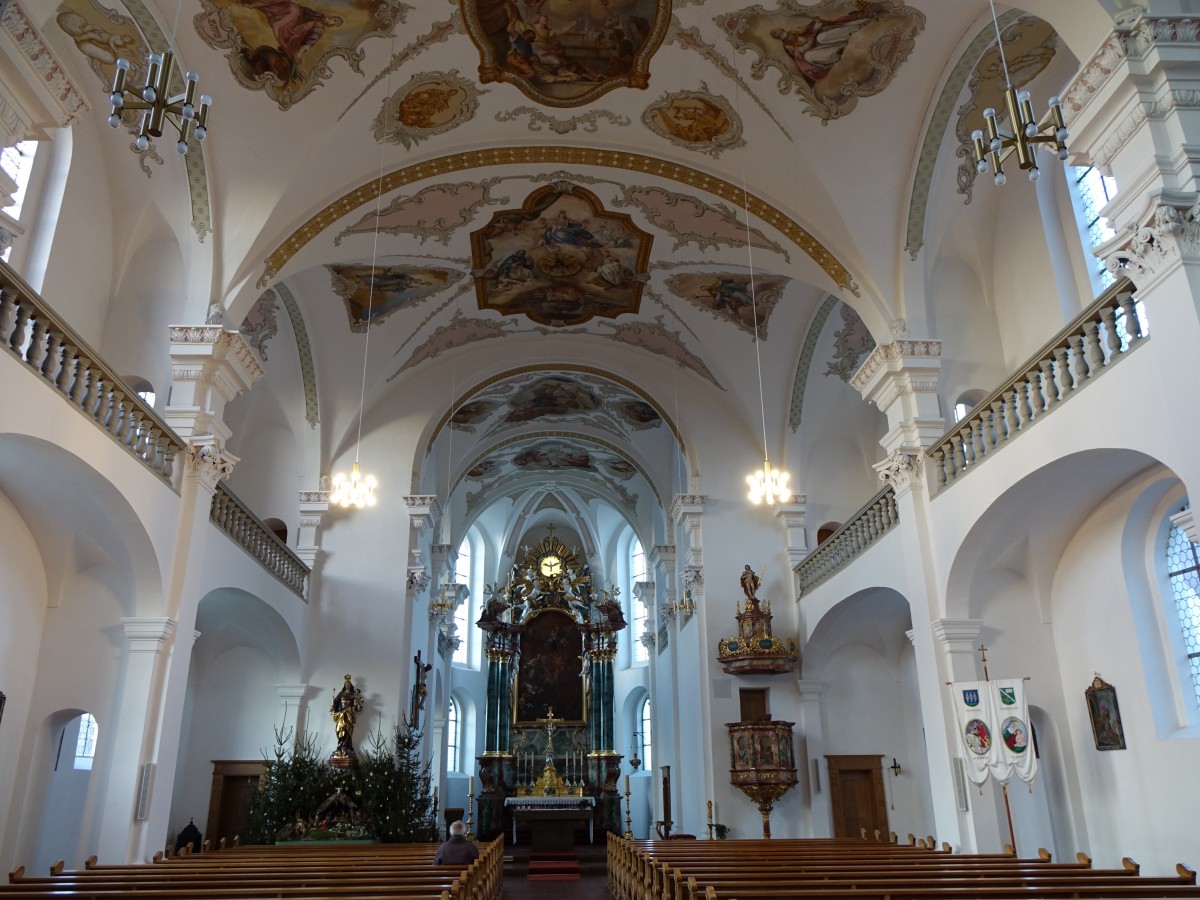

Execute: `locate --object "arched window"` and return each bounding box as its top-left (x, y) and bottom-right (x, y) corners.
top-left (453, 537), bottom-right (472, 665)
top-left (1070, 165), bottom-right (1118, 292)
top-left (1165, 513), bottom-right (1200, 710)
top-left (1, 141), bottom-right (38, 263)
top-left (630, 536), bottom-right (648, 663)
top-left (446, 697), bottom-right (461, 772)
top-left (638, 696), bottom-right (652, 771)
top-left (73, 713), bottom-right (98, 771)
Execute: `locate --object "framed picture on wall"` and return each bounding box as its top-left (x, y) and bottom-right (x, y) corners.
top-left (1085, 675), bottom-right (1126, 750)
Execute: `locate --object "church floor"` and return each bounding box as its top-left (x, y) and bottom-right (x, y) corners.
top-left (501, 843), bottom-right (612, 899)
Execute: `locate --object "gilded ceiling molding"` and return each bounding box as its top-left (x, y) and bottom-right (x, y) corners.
top-left (427, 363), bottom-right (683, 455)
top-left (787, 294), bottom-right (836, 432)
top-left (273, 283), bottom-right (320, 428)
top-left (494, 107), bottom-right (632, 134)
top-left (903, 9), bottom-right (1019, 259)
top-left (258, 147), bottom-right (859, 296)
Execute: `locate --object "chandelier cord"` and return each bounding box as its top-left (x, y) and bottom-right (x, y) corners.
top-left (731, 83), bottom-right (770, 465)
top-left (987, 0), bottom-right (1012, 90)
top-left (354, 33), bottom-right (397, 466)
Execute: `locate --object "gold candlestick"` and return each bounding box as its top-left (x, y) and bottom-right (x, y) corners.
top-left (466, 786), bottom-right (475, 842)
top-left (623, 779), bottom-right (633, 840)
top-left (707, 800), bottom-right (714, 840)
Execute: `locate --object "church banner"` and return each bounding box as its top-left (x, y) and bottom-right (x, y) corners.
top-left (951, 680), bottom-right (1000, 785)
top-left (950, 679), bottom-right (1037, 786)
top-left (990, 679), bottom-right (1037, 784)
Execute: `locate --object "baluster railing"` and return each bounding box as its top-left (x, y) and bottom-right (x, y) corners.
top-left (210, 483), bottom-right (310, 598)
top-left (795, 485), bottom-right (899, 596)
top-left (928, 279), bottom-right (1146, 494)
top-left (0, 262), bottom-right (185, 487)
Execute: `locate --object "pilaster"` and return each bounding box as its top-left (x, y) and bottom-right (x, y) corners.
top-left (295, 485), bottom-right (331, 568)
top-left (96, 618), bottom-right (176, 863)
top-left (850, 340), bottom-right (944, 456)
top-left (164, 327), bottom-right (264, 444)
top-left (274, 684), bottom-right (309, 745)
top-left (776, 499), bottom-right (808, 573)
top-left (794, 680), bottom-right (828, 837)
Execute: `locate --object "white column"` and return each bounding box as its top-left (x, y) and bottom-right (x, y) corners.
top-left (96, 618), bottom-right (176, 863)
top-left (776, 500), bottom-right (808, 596)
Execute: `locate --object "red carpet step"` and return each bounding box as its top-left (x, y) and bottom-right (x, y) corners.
top-left (527, 852), bottom-right (580, 881)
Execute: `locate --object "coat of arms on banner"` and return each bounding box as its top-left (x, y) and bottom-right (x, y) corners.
top-left (962, 688), bottom-right (979, 707)
top-left (998, 686), bottom-right (1016, 705)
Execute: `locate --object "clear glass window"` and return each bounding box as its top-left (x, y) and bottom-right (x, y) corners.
top-left (630, 537), bottom-right (648, 663)
top-left (73, 713), bottom-right (98, 771)
top-left (1, 140), bottom-right (38, 218)
top-left (453, 538), bottom-right (471, 665)
top-left (639, 696), bottom-right (652, 771)
top-left (447, 698), bottom-right (460, 772)
top-left (1071, 165), bottom-right (1119, 290)
top-left (1166, 516), bottom-right (1200, 711)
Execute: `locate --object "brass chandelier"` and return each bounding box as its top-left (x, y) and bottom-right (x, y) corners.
top-left (108, 50), bottom-right (211, 155)
top-left (969, 0), bottom-right (1068, 185)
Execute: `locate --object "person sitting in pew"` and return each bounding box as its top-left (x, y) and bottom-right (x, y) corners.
top-left (434, 820), bottom-right (479, 866)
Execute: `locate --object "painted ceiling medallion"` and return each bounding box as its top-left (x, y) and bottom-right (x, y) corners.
top-left (373, 70), bottom-right (484, 149)
top-left (458, 0), bottom-right (670, 108)
top-left (718, 0), bottom-right (924, 123)
top-left (194, 0), bottom-right (409, 109)
top-left (328, 263), bottom-right (462, 330)
top-left (666, 272), bottom-right (788, 337)
top-left (471, 184), bottom-right (652, 327)
top-left (642, 84), bottom-right (744, 158)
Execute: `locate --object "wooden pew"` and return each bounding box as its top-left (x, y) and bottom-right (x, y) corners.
top-left (3, 836), bottom-right (503, 900)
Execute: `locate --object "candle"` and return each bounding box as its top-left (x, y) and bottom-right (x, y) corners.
top-left (625, 774), bottom-right (630, 794)
top-left (468, 775), bottom-right (473, 795)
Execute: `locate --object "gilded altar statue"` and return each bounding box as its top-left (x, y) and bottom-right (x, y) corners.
top-left (330, 674), bottom-right (364, 767)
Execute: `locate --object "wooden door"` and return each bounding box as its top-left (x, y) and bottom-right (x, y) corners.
top-left (205, 760), bottom-right (266, 848)
top-left (826, 755), bottom-right (887, 839)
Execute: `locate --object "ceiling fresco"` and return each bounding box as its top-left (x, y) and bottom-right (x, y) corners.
top-left (372, 70), bottom-right (486, 149)
top-left (327, 263), bottom-right (464, 330)
top-left (447, 371), bottom-right (664, 445)
top-left (471, 183), bottom-right (653, 327)
top-left (642, 84), bottom-right (744, 157)
top-left (462, 435), bottom-right (646, 513)
top-left (717, 0), bottom-right (925, 123)
top-left (665, 272), bottom-right (788, 336)
top-left (459, 0), bottom-right (671, 107)
top-left (336, 179), bottom-right (507, 246)
top-left (194, 0), bottom-right (408, 108)
top-left (241, 290), bottom-right (280, 359)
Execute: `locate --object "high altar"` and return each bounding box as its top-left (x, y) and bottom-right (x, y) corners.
top-left (474, 532), bottom-right (625, 840)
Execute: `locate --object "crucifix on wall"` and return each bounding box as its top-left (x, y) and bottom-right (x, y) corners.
top-left (407, 651), bottom-right (433, 732)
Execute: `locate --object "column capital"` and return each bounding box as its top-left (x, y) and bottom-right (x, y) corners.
top-left (669, 493), bottom-right (707, 524)
top-left (776, 499), bottom-right (808, 569)
top-left (1100, 192), bottom-right (1200, 292)
top-left (296, 486), bottom-right (331, 567)
top-left (121, 617), bottom-right (177, 654)
top-left (165, 327), bottom-right (264, 444)
top-left (796, 679), bottom-right (825, 700)
top-left (931, 619), bottom-right (984, 656)
top-left (874, 449), bottom-right (924, 496)
top-left (1170, 506), bottom-right (1200, 544)
top-left (183, 441), bottom-right (238, 492)
top-left (274, 683), bottom-right (309, 704)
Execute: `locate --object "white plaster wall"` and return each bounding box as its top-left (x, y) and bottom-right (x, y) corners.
top-left (1051, 481), bottom-right (1200, 874)
top-left (173, 645), bottom-right (286, 838)
top-left (0, 490), bottom-right (49, 873)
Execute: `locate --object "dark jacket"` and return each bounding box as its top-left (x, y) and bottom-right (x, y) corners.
top-left (434, 835), bottom-right (480, 866)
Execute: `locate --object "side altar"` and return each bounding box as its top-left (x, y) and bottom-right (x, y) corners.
top-left (474, 531), bottom-right (624, 841)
